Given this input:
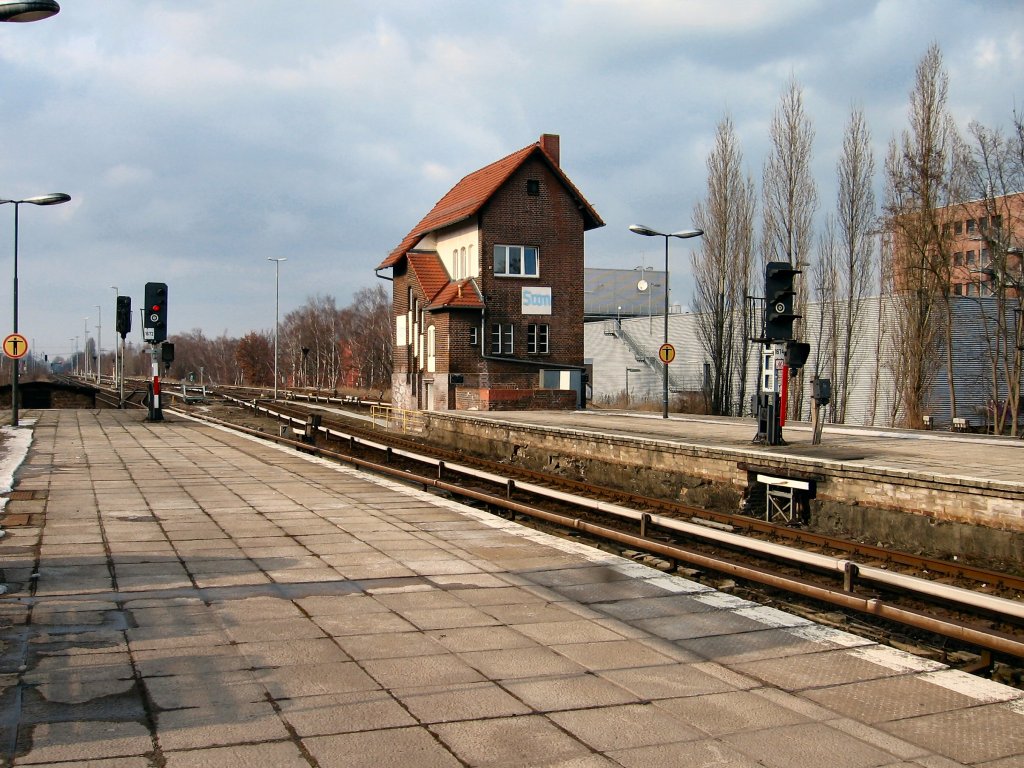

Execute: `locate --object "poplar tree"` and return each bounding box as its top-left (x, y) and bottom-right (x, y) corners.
top-left (762, 77), bottom-right (818, 418)
top-left (692, 115), bottom-right (756, 415)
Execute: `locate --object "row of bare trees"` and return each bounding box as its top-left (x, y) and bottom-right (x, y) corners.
top-left (41, 285), bottom-right (393, 394)
top-left (690, 43), bottom-right (1023, 433)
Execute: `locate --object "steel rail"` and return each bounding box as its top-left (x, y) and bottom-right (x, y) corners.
top-left (225, 390), bottom-right (1024, 592)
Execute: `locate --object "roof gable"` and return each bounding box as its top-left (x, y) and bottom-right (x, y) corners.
top-left (377, 137), bottom-right (603, 271)
top-left (407, 252), bottom-right (450, 304)
top-left (429, 278), bottom-right (484, 311)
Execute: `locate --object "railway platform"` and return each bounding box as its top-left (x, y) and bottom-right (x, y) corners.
top-left (0, 409), bottom-right (1022, 766)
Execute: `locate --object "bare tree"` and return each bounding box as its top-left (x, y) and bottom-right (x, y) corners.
top-left (762, 77), bottom-right (818, 418)
top-left (235, 331), bottom-right (273, 386)
top-left (884, 43), bottom-right (963, 427)
top-left (692, 115), bottom-right (757, 415)
top-left (349, 285), bottom-right (393, 391)
top-left (965, 117), bottom-right (1024, 434)
top-left (834, 106), bottom-right (877, 421)
top-left (812, 216), bottom-right (840, 421)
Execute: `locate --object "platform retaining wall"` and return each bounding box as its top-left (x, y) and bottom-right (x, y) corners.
top-left (423, 412), bottom-right (1024, 565)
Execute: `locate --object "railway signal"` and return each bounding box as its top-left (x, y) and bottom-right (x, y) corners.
top-left (116, 295), bottom-right (131, 337)
top-left (143, 281), bottom-right (168, 422)
top-left (143, 282), bottom-right (168, 343)
top-left (755, 263), bottom-right (807, 447)
top-left (764, 262), bottom-right (800, 342)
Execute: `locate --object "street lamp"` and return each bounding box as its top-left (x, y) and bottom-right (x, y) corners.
top-left (0, 1), bottom-right (60, 22)
top-left (95, 304), bottom-right (102, 383)
top-left (267, 257), bottom-right (286, 399)
top-left (634, 264), bottom-right (655, 333)
top-left (628, 224), bottom-right (704, 418)
top-left (0, 193), bottom-right (70, 425)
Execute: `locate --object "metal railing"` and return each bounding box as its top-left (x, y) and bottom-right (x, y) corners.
top-left (370, 404), bottom-right (426, 434)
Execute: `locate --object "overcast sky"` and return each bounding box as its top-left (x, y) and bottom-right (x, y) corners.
top-left (0, 0), bottom-right (1021, 360)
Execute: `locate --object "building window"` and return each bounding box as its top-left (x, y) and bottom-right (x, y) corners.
top-left (527, 324), bottom-right (549, 354)
top-left (491, 323), bottom-right (513, 354)
top-left (954, 252), bottom-right (963, 266)
top-left (954, 221), bottom-right (963, 235)
top-left (967, 219), bottom-right (977, 234)
top-left (966, 250), bottom-right (976, 265)
top-left (953, 283), bottom-right (963, 296)
top-left (526, 179), bottom-right (540, 196)
top-left (992, 214), bottom-right (1003, 231)
top-left (981, 248), bottom-right (989, 262)
top-left (494, 245), bottom-right (539, 277)
top-left (469, 327), bottom-right (478, 346)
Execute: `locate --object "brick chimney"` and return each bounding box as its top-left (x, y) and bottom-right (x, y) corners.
top-left (539, 133), bottom-right (560, 167)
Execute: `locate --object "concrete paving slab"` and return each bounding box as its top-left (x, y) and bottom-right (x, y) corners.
top-left (392, 680), bottom-right (531, 724)
top-left (15, 720), bottom-right (152, 764)
top-left (155, 701), bottom-right (289, 751)
top-left (550, 702), bottom-right (703, 752)
top-left (276, 689), bottom-right (416, 737)
top-left (304, 726), bottom-right (463, 768)
top-left (2, 410), bottom-right (1021, 767)
top-left (430, 715), bottom-right (592, 768)
top-left (722, 721), bottom-right (903, 768)
top-left (162, 740), bottom-right (310, 768)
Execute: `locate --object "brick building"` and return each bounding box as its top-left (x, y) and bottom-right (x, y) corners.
top-left (946, 191), bottom-right (1023, 298)
top-left (376, 134), bottom-right (604, 411)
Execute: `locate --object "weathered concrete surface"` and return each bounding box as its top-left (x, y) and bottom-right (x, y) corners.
top-left (1, 410), bottom-right (1023, 767)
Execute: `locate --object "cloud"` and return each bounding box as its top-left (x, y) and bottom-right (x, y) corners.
top-left (0, 0), bottom-right (1019, 357)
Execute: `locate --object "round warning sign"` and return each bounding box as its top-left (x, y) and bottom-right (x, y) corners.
top-left (3, 333), bottom-right (28, 360)
top-left (658, 343), bottom-right (675, 364)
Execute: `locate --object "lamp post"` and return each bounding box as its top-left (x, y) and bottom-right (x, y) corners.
top-left (111, 285), bottom-right (119, 396)
top-left (0, 1), bottom-right (60, 22)
top-left (625, 367), bottom-right (641, 408)
top-left (95, 304), bottom-right (102, 383)
top-left (0, 193), bottom-right (70, 426)
top-left (628, 225), bottom-right (704, 418)
top-left (267, 257), bottom-right (286, 399)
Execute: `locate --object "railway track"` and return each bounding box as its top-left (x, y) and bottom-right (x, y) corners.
top-left (152, 389), bottom-right (1024, 682)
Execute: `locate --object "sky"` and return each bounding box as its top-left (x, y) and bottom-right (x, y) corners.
top-left (0, 0), bottom-right (1021, 362)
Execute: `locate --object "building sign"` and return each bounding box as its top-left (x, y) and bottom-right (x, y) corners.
top-left (522, 287), bottom-right (552, 315)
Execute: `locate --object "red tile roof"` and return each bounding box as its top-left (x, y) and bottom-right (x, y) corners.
top-left (377, 138), bottom-right (603, 271)
top-left (429, 278), bottom-right (484, 310)
top-left (407, 252), bottom-right (451, 303)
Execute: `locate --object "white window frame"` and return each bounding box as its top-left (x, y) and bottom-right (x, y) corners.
top-left (527, 323), bottom-right (549, 354)
top-left (491, 323), bottom-right (514, 354)
top-left (494, 244), bottom-right (539, 277)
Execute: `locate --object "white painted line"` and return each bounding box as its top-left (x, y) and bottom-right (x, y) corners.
top-left (787, 624), bottom-right (875, 648)
top-left (918, 669), bottom-right (1024, 703)
top-left (848, 645), bottom-right (946, 673)
top-left (736, 605), bottom-right (812, 628)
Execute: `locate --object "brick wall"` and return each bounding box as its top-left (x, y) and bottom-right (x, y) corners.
top-left (478, 156), bottom-right (585, 370)
top-left (454, 387), bottom-right (577, 411)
